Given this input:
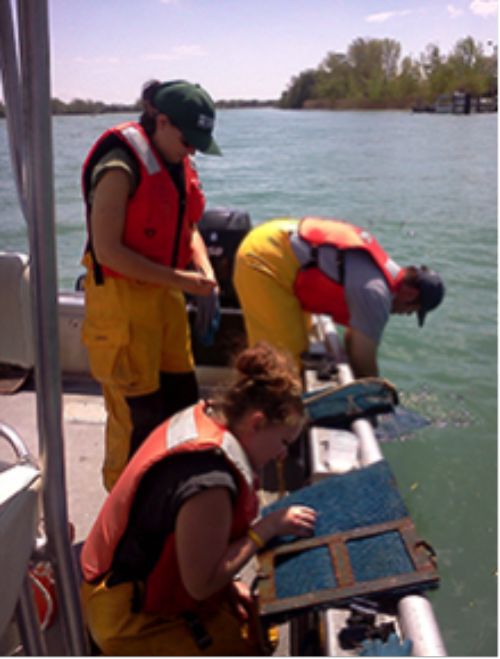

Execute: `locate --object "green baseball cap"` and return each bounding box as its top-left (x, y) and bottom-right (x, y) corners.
top-left (153, 80), bottom-right (221, 155)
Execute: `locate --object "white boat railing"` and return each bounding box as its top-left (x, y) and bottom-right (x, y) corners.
top-left (0, 0), bottom-right (88, 654)
top-left (312, 315), bottom-right (447, 657)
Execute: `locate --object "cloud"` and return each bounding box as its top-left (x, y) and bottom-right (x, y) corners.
top-left (365, 9), bottom-right (413, 23)
top-left (141, 45), bottom-right (206, 62)
top-left (470, 0), bottom-right (498, 16)
top-left (159, 0), bottom-right (178, 5)
top-left (447, 3), bottom-right (465, 17)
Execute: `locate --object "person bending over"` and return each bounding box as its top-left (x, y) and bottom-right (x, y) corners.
top-left (233, 217), bottom-right (445, 377)
top-left (80, 342), bottom-right (317, 655)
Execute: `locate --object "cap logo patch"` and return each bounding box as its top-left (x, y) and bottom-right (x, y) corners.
top-left (360, 230), bottom-right (372, 243)
top-left (197, 114), bottom-right (214, 129)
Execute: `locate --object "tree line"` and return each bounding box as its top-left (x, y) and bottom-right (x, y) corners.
top-left (278, 36), bottom-right (497, 109)
top-left (0, 98), bottom-right (140, 117)
top-left (0, 35), bottom-right (496, 116)
top-left (0, 97), bottom-right (276, 118)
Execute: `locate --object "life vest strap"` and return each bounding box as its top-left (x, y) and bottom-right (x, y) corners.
top-left (290, 231), bottom-right (345, 284)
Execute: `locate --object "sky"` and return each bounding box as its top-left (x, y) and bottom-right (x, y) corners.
top-left (36, 0), bottom-right (500, 103)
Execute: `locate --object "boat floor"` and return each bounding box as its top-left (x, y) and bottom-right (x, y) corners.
top-left (0, 375), bottom-right (108, 542)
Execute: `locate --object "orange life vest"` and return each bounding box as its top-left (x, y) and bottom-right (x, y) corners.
top-left (82, 121), bottom-right (205, 280)
top-left (80, 402), bottom-right (259, 615)
top-left (292, 217), bottom-right (403, 326)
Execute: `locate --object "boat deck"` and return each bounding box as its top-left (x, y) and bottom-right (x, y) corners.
top-left (0, 377), bottom-right (107, 544)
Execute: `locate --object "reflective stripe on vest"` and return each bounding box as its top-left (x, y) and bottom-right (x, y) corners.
top-left (121, 124), bottom-right (161, 174)
top-left (81, 402), bottom-right (258, 592)
top-left (166, 406), bottom-right (254, 490)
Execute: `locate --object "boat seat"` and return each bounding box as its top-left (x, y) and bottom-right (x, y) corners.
top-left (0, 422), bottom-right (41, 649)
top-left (0, 252), bottom-right (34, 371)
top-left (0, 251), bottom-right (91, 382)
top-left (0, 461), bottom-right (41, 638)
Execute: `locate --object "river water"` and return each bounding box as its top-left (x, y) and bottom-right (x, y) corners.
top-left (0, 109), bottom-right (497, 656)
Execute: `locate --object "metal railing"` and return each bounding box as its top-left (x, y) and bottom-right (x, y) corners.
top-left (311, 315), bottom-right (447, 656)
top-left (0, 1), bottom-right (88, 654)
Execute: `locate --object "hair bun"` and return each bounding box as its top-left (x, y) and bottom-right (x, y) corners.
top-left (235, 343), bottom-right (275, 379)
top-left (221, 342), bottom-right (303, 427)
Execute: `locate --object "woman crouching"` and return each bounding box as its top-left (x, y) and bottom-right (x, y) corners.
top-left (80, 342), bottom-right (317, 655)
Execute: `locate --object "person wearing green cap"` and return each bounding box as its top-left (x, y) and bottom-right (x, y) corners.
top-left (81, 79), bottom-right (221, 491)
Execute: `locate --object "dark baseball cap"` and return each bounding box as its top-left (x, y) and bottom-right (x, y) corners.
top-left (416, 267), bottom-right (445, 327)
top-left (153, 80), bottom-right (221, 155)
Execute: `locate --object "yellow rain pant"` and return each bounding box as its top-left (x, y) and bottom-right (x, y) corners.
top-left (81, 257), bottom-right (195, 491)
top-left (233, 218), bottom-right (312, 368)
top-left (81, 578), bottom-right (269, 656)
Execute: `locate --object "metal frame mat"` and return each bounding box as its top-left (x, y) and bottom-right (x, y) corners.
top-left (256, 460), bottom-right (439, 622)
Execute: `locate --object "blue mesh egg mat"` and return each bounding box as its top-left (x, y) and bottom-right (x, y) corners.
top-left (257, 460), bottom-right (439, 621)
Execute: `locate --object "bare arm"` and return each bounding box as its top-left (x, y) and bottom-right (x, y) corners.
top-left (191, 227), bottom-right (217, 283)
top-left (90, 169), bottom-right (216, 296)
top-left (176, 488), bottom-right (316, 601)
top-left (344, 327), bottom-right (379, 377)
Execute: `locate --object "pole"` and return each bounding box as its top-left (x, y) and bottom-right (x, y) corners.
top-left (15, 0), bottom-right (88, 653)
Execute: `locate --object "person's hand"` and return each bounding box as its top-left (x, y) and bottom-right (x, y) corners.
top-left (227, 579), bottom-right (254, 622)
top-left (260, 505), bottom-right (317, 540)
top-left (358, 633), bottom-right (413, 656)
top-left (228, 579), bottom-right (276, 654)
top-left (194, 288), bottom-right (220, 346)
top-left (174, 270), bottom-right (217, 296)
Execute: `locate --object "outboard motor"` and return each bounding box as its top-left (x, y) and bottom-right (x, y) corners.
top-left (198, 208), bottom-right (251, 308)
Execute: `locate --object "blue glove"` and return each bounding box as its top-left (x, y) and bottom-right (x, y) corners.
top-left (194, 289), bottom-right (221, 346)
top-left (359, 633), bottom-right (413, 656)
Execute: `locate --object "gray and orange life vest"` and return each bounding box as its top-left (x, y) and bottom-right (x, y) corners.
top-left (82, 121), bottom-right (205, 281)
top-left (292, 217), bottom-right (403, 326)
top-left (80, 402), bottom-right (259, 616)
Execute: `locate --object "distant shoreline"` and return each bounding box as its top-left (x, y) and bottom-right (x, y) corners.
top-left (0, 99), bottom-right (279, 118)
top-left (1, 96), bottom-right (496, 118)
top-left (0, 103), bottom-right (417, 118)
top-left (0, 98), bottom-right (421, 118)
